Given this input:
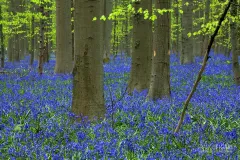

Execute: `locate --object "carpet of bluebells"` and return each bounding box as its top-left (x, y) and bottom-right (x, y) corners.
top-left (0, 52), bottom-right (239, 159)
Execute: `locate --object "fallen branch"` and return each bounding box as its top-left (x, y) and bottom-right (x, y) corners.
top-left (174, 0), bottom-right (233, 133)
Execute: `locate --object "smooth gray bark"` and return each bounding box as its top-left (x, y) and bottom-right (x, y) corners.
top-left (181, 0), bottom-right (194, 64)
top-left (54, 0), bottom-right (73, 73)
top-left (148, 0), bottom-right (171, 100)
top-left (72, 0), bottom-right (105, 122)
top-left (230, 0), bottom-right (240, 85)
top-left (128, 0), bottom-right (152, 93)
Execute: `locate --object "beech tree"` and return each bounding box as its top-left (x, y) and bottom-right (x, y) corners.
top-left (7, 0), bottom-right (20, 62)
top-left (103, 0), bottom-right (113, 62)
top-left (128, 0), bottom-right (152, 93)
top-left (18, 0), bottom-right (27, 60)
top-left (148, 0), bottom-right (171, 100)
top-left (181, 0), bottom-right (194, 64)
top-left (230, 0), bottom-right (240, 85)
top-left (72, 0), bottom-right (105, 122)
top-left (54, 0), bottom-right (72, 73)
top-left (193, 0), bottom-right (203, 57)
top-left (0, 4), bottom-right (4, 68)
top-left (173, 0), bottom-right (181, 56)
top-left (201, 0), bottom-right (210, 56)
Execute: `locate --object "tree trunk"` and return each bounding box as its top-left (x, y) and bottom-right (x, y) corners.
top-left (178, 8), bottom-right (182, 58)
top-left (71, 0), bottom-right (74, 61)
top-left (103, 0), bottom-right (112, 63)
top-left (0, 5), bottom-right (4, 68)
top-left (201, 0), bottom-right (210, 56)
top-left (14, 33), bottom-right (20, 62)
top-left (128, 0), bottom-right (152, 93)
top-left (45, 1), bottom-right (53, 63)
top-left (198, 5), bottom-right (204, 56)
top-left (72, 0), bottom-right (105, 122)
top-left (54, 0), bottom-right (73, 73)
top-left (24, 26), bottom-right (28, 57)
top-left (148, 0), bottom-right (171, 100)
top-left (34, 27), bottom-right (39, 60)
top-left (193, 0), bottom-right (203, 57)
top-left (125, 8), bottom-right (131, 57)
top-left (224, 25), bottom-right (231, 57)
top-left (230, 0), bottom-right (240, 85)
top-left (19, 0), bottom-right (26, 60)
top-left (32, 3), bottom-right (39, 61)
top-left (7, 37), bottom-right (14, 62)
top-left (30, 14), bottom-right (35, 66)
top-left (192, 2), bottom-right (197, 57)
top-left (8, 0), bottom-right (20, 62)
top-left (181, 0), bottom-right (194, 64)
top-left (174, 0), bottom-right (180, 55)
top-left (112, 0), bottom-right (118, 56)
top-left (38, 5), bottom-right (45, 75)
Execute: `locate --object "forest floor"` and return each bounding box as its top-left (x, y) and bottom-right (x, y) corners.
top-left (0, 52), bottom-right (239, 159)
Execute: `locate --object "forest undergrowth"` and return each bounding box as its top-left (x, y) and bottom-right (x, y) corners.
top-left (0, 52), bottom-right (239, 159)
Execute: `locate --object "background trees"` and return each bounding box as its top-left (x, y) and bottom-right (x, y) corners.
top-left (54, 0), bottom-right (72, 73)
top-left (0, 4), bottom-right (4, 68)
top-left (181, 0), bottom-right (194, 64)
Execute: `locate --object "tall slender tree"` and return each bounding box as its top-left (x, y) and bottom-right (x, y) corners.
top-left (124, 0), bottom-right (131, 57)
top-left (103, 0), bottom-right (113, 62)
top-left (30, 3), bottom-right (35, 66)
top-left (181, 0), bottom-right (194, 64)
top-left (195, 0), bottom-right (204, 56)
top-left (148, 0), bottom-right (171, 100)
top-left (32, 2), bottom-right (40, 61)
top-left (54, 0), bottom-right (72, 73)
top-left (34, 20), bottom-right (39, 61)
top-left (201, 0), bottom-right (210, 56)
top-left (71, 0), bottom-right (74, 61)
top-left (38, 4), bottom-right (45, 74)
top-left (18, 0), bottom-right (26, 60)
top-left (174, 0), bottom-right (180, 56)
top-left (7, 0), bottom-right (19, 62)
top-left (7, 36), bottom-right (14, 62)
top-left (128, 0), bottom-right (152, 93)
top-left (230, 0), bottom-right (240, 85)
top-left (72, 0), bottom-right (105, 122)
top-left (192, 0), bottom-right (200, 57)
top-left (0, 5), bottom-right (4, 68)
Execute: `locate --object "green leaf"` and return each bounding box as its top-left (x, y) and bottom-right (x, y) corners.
top-left (14, 124), bottom-right (23, 132)
top-left (143, 9), bottom-right (149, 19)
top-left (157, 9), bottom-right (164, 15)
top-left (226, 60), bottom-right (231, 64)
top-left (138, 8), bottom-right (143, 13)
top-left (92, 17), bottom-right (97, 21)
top-left (127, 4), bottom-right (133, 12)
top-left (150, 15), bottom-right (157, 21)
top-left (100, 15), bottom-right (106, 21)
top-left (108, 13), bottom-right (114, 20)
